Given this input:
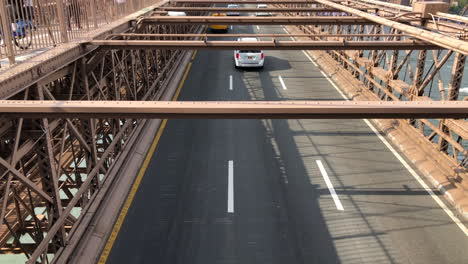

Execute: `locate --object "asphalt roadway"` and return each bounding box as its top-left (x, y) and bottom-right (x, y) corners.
top-left (104, 23), bottom-right (468, 264)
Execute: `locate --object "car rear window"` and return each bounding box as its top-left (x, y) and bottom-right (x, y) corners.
top-left (239, 50), bottom-right (261, 53)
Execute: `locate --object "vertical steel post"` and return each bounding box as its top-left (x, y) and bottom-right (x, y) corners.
top-left (447, 53), bottom-right (466, 101)
top-left (90, 0), bottom-right (98, 28)
top-left (55, 0), bottom-right (69, 42)
top-left (0, 0), bottom-right (15, 64)
top-left (413, 50), bottom-right (427, 96)
top-left (439, 53), bottom-right (466, 153)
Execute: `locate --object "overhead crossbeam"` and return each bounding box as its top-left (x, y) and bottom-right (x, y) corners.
top-left (158, 7), bottom-right (350, 12)
top-left (0, 101), bottom-right (466, 119)
top-left (111, 33), bottom-right (407, 38)
top-left (143, 16), bottom-right (377, 25)
top-left (89, 40), bottom-right (437, 50)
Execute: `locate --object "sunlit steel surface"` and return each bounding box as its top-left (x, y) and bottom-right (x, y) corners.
top-left (158, 7), bottom-right (358, 12)
top-left (90, 40), bottom-right (436, 50)
top-left (142, 16), bottom-right (403, 25)
top-left (0, 100), bottom-right (466, 119)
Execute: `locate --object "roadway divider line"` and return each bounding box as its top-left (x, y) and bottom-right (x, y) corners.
top-left (282, 27), bottom-right (294, 41)
top-left (228, 160), bottom-right (234, 213)
top-left (98, 119), bottom-right (168, 264)
top-left (278, 75), bottom-right (287, 90)
top-left (316, 160), bottom-right (344, 211)
top-left (98, 60), bottom-right (194, 263)
top-left (319, 70), bottom-right (348, 99)
top-left (313, 56), bottom-right (468, 236)
top-left (229, 74), bottom-right (233, 91)
top-left (302, 50), bottom-right (318, 67)
top-left (173, 62), bottom-right (192, 100)
top-left (363, 118), bottom-right (468, 237)
top-left (256, 25), bottom-right (260, 30)
top-left (282, 26), bottom-right (319, 67)
top-left (191, 50), bottom-right (198, 61)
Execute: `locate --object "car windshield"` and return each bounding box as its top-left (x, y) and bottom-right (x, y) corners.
top-left (239, 50), bottom-right (261, 53)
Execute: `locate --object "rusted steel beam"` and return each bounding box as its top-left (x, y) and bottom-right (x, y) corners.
top-left (0, 101), bottom-right (466, 119)
top-left (0, 158), bottom-right (54, 204)
top-left (112, 33), bottom-right (407, 38)
top-left (26, 119), bottom-right (134, 264)
top-left (143, 16), bottom-right (376, 25)
top-left (159, 7), bottom-right (346, 12)
top-left (314, 0), bottom-right (468, 55)
top-left (89, 40), bottom-right (437, 50)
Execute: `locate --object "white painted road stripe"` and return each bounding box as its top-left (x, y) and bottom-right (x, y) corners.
top-left (278, 76), bottom-right (287, 90)
top-left (256, 25), bottom-right (260, 30)
top-left (315, 61), bottom-right (468, 235)
top-left (316, 160), bottom-right (344, 211)
top-left (282, 25), bottom-right (319, 67)
top-left (363, 119), bottom-right (468, 236)
top-left (302, 50), bottom-right (318, 67)
top-left (228, 160), bottom-right (234, 213)
top-left (282, 27), bottom-right (293, 40)
top-left (229, 75), bottom-right (233, 91)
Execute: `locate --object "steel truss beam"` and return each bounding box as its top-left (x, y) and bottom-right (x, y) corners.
top-left (313, 0), bottom-right (468, 55)
top-left (143, 16), bottom-right (377, 25)
top-left (159, 7), bottom-right (351, 12)
top-left (0, 100), bottom-right (466, 119)
top-left (112, 33), bottom-right (407, 38)
top-left (90, 40), bottom-right (436, 50)
top-left (0, 4), bottom-right (201, 261)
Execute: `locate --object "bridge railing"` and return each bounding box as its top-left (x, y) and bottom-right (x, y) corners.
top-left (0, 0), bottom-right (156, 65)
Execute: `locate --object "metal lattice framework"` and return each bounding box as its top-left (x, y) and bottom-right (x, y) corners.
top-left (0, 0), bottom-right (206, 261)
top-left (0, 0), bottom-right (467, 263)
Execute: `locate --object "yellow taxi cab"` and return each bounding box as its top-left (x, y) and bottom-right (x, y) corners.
top-left (210, 13), bottom-right (228, 32)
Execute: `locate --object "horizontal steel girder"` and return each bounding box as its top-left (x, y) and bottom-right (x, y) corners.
top-left (112, 33), bottom-right (406, 38)
top-left (0, 101), bottom-right (466, 119)
top-left (158, 7), bottom-right (350, 12)
top-left (89, 40), bottom-right (437, 50)
top-left (143, 16), bottom-right (376, 25)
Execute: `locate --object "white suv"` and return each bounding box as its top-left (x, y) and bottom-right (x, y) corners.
top-left (256, 4), bottom-right (270, 16)
top-left (227, 4), bottom-right (239, 16)
top-left (234, 38), bottom-right (265, 68)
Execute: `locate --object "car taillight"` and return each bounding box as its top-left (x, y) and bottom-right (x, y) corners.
top-left (261, 53), bottom-right (264, 59)
top-left (236, 53), bottom-right (239, 59)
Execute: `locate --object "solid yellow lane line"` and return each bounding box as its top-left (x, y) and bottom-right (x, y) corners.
top-left (191, 50), bottom-right (198, 60)
top-left (98, 59), bottom-right (193, 263)
top-left (97, 119), bottom-right (167, 264)
top-left (174, 62), bottom-right (192, 100)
